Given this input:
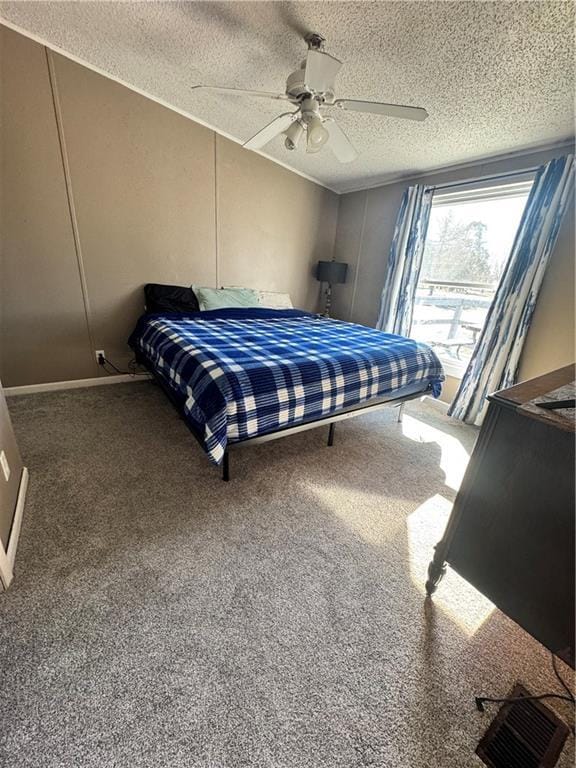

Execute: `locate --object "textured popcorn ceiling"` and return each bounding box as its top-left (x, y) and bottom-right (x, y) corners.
top-left (1, 1), bottom-right (574, 192)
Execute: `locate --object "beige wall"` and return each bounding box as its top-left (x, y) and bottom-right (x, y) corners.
top-left (333, 146), bottom-right (576, 403)
top-left (0, 28), bottom-right (95, 384)
top-left (217, 138), bottom-right (336, 313)
top-left (0, 381), bottom-right (23, 549)
top-left (0, 27), bottom-right (338, 385)
top-left (517, 197), bottom-right (575, 381)
top-left (0, 32), bottom-right (25, 565)
top-left (51, 50), bottom-right (218, 373)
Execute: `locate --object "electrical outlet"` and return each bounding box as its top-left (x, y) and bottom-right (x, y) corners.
top-left (0, 450), bottom-right (10, 482)
top-left (95, 350), bottom-right (106, 365)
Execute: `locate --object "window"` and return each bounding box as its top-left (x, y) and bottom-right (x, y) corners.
top-left (411, 177), bottom-right (534, 377)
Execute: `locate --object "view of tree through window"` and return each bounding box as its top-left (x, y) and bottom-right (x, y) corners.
top-left (420, 213), bottom-right (496, 284)
top-left (411, 180), bottom-right (533, 374)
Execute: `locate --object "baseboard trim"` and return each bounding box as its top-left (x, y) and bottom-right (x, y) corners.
top-left (0, 536), bottom-right (12, 590)
top-left (7, 467), bottom-right (29, 568)
top-left (0, 467), bottom-right (29, 589)
top-left (4, 374), bottom-right (151, 397)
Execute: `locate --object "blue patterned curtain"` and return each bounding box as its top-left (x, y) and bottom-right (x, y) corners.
top-left (449, 154), bottom-right (575, 425)
top-left (376, 185), bottom-right (432, 336)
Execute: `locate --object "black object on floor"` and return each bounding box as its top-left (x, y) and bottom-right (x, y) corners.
top-left (476, 683), bottom-right (570, 768)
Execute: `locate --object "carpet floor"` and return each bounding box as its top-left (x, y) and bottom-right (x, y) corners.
top-left (1, 382), bottom-right (573, 767)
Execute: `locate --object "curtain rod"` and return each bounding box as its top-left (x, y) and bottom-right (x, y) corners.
top-left (424, 166), bottom-right (539, 194)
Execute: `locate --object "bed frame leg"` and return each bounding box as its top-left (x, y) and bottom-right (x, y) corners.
top-left (222, 451), bottom-right (230, 482)
top-left (327, 423), bottom-right (336, 447)
top-left (397, 403), bottom-right (405, 424)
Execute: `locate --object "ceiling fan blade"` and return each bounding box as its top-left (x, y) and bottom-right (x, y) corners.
top-left (324, 119), bottom-right (357, 163)
top-left (190, 85), bottom-right (288, 102)
top-left (304, 50), bottom-right (342, 93)
top-left (244, 112), bottom-right (299, 150)
top-left (333, 99), bottom-right (428, 121)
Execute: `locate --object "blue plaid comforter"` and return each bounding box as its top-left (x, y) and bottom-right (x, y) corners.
top-left (129, 308), bottom-right (444, 464)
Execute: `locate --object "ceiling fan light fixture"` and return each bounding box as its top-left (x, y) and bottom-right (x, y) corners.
top-left (284, 120), bottom-right (304, 150)
top-left (306, 115), bottom-right (329, 153)
top-left (193, 35), bottom-right (427, 165)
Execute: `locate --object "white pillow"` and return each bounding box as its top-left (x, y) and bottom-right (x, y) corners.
top-left (257, 290), bottom-right (293, 309)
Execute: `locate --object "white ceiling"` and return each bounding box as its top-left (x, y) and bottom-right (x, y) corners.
top-left (1, 1), bottom-right (574, 193)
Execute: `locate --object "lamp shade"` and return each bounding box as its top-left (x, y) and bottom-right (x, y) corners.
top-left (316, 260), bottom-right (348, 284)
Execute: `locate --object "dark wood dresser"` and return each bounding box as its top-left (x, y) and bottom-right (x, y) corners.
top-left (426, 365), bottom-right (575, 667)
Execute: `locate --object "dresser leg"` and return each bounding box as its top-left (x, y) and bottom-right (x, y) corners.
top-left (425, 545), bottom-right (447, 596)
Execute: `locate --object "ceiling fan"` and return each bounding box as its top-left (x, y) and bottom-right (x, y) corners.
top-left (191, 33), bottom-right (428, 164)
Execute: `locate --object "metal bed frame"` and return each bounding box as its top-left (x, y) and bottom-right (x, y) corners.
top-left (218, 391), bottom-right (424, 481)
top-left (140, 354), bottom-right (429, 480)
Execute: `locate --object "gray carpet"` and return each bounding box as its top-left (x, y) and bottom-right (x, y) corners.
top-left (1, 382), bottom-right (573, 767)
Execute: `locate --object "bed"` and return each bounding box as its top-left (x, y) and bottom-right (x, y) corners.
top-left (128, 307), bottom-right (444, 479)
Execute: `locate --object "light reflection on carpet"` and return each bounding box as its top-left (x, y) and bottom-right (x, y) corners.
top-left (401, 413), bottom-right (471, 492)
top-left (407, 494), bottom-right (495, 635)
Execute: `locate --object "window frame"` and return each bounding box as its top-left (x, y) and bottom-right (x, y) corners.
top-left (413, 174), bottom-right (535, 378)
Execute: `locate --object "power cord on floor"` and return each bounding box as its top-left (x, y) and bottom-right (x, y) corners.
top-left (551, 651), bottom-right (576, 704)
top-left (98, 355), bottom-right (149, 377)
top-left (475, 692), bottom-right (574, 712)
top-left (475, 651), bottom-right (575, 734)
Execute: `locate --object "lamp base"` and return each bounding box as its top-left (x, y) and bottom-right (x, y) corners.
top-left (323, 283), bottom-right (333, 317)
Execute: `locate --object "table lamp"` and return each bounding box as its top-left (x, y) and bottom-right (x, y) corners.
top-left (316, 260), bottom-right (348, 317)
